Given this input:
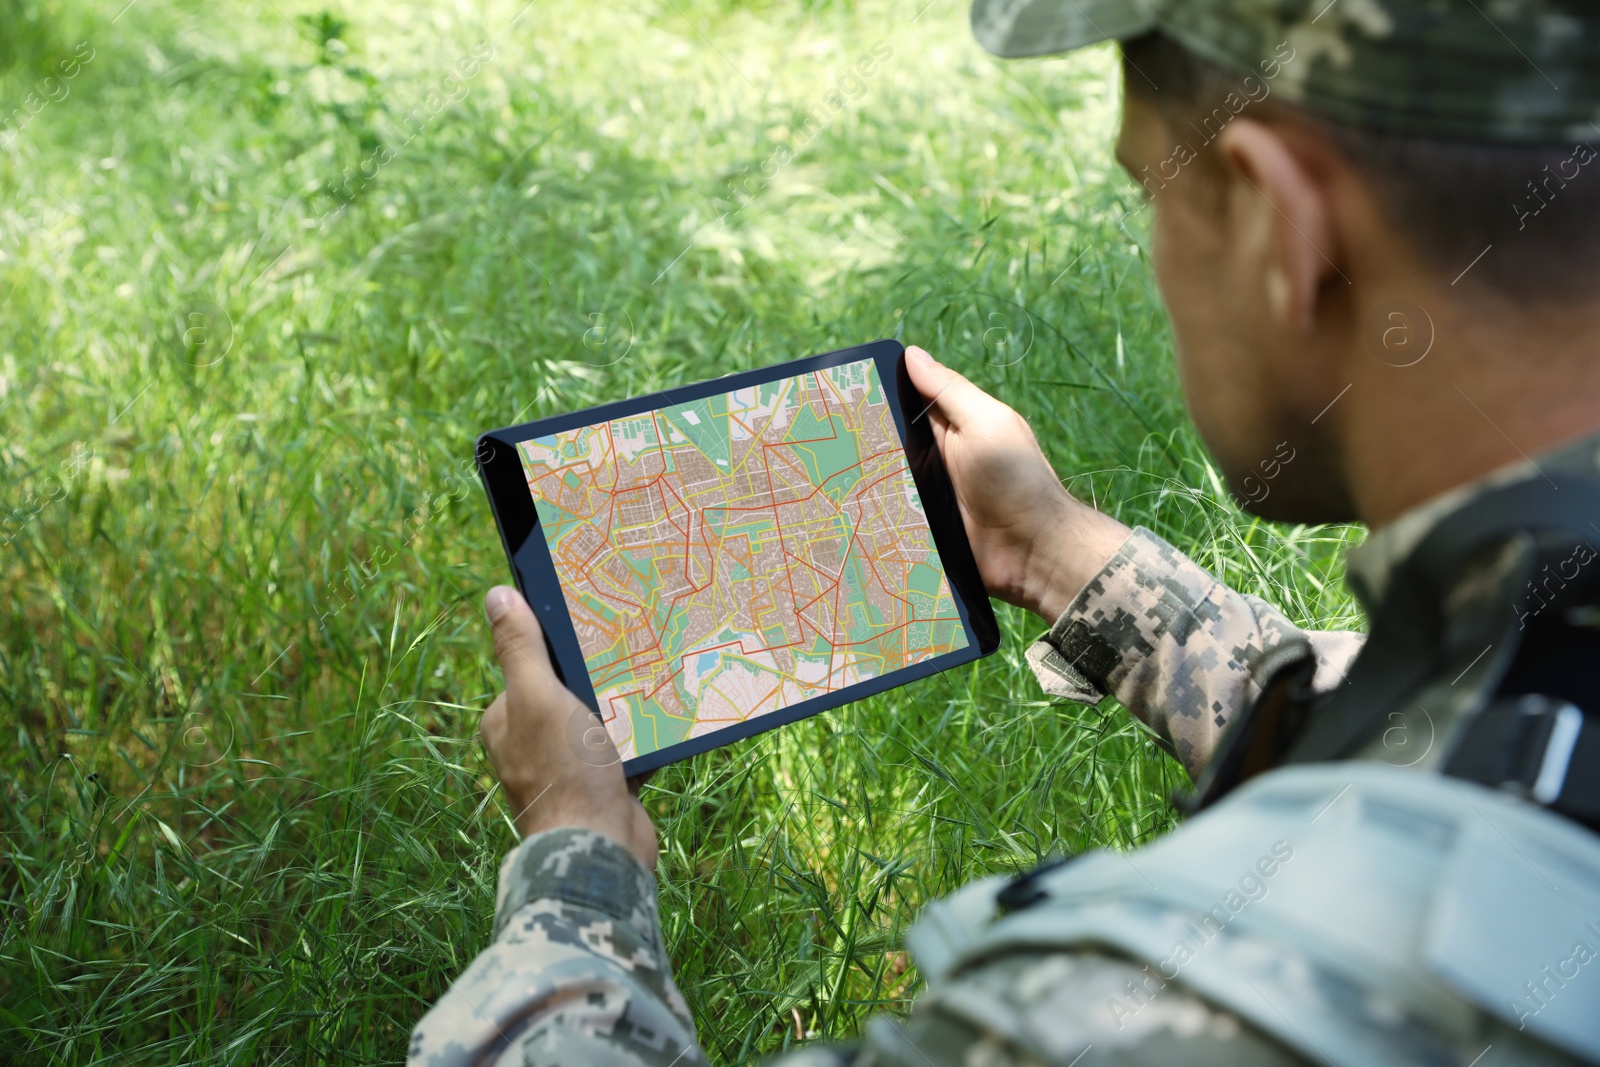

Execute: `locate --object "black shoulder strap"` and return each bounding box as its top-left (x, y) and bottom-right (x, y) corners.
top-left (1185, 471), bottom-right (1600, 814)
top-left (1287, 474), bottom-right (1600, 765)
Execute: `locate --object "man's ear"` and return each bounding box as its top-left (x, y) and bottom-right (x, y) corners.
top-left (1216, 118), bottom-right (1339, 332)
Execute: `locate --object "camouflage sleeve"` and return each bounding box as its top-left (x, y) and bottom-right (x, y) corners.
top-left (407, 827), bottom-right (706, 1067)
top-left (1025, 527), bottom-right (1364, 779)
top-left (758, 953), bottom-right (1305, 1066)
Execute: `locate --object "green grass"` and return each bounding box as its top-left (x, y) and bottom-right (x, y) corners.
top-left (0, 0), bottom-right (1364, 1062)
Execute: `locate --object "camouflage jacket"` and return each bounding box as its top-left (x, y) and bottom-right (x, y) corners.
top-left (410, 523), bottom-right (1375, 1067)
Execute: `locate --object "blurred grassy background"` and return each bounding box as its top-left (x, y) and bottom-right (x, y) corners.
top-left (0, 0), bottom-right (1363, 1062)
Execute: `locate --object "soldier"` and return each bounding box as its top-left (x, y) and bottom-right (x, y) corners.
top-left (412, 0), bottom-right (1600, 1063)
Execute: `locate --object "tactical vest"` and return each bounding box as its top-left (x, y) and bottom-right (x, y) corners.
top-left (908, 472), bottom-right (1600, 1065)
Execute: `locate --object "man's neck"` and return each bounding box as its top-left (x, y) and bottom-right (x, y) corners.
top-left (1333, 297), bottom-right (1600, 530)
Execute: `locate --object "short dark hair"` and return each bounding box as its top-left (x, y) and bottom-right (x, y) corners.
top-left (1121, 32), bottom-right (1600, 300)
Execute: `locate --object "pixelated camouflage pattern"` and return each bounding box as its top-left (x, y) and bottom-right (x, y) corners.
top-left (1027, 528), bottom-right (1364, 779)
top-left (971, 0), bottom-right (1600, 143)
top-left (733, 954), bottom-right (1317, 1065)
top-left (407, 828), bottom-right (704, 1067)
top-left (877, 950), bottom-right (1310, 1066)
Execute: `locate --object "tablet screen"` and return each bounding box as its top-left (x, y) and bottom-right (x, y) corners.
top-left (515, 357), bottom-right (970, 763)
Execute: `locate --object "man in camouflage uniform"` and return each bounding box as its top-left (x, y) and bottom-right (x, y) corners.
top-left (413, 1), bottom-right (1600, 1063)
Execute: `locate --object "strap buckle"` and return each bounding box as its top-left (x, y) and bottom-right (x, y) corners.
top-left (1527, 699), bottom-right (1584, 805)
top-left (1445, 694), bottom-right (1592, 816)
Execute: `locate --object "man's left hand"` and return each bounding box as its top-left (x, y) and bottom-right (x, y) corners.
top-left (479, 585), bottom-right (659, 869)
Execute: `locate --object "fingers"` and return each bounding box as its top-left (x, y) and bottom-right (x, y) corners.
top-left (904, 345), bottom-right (992, 429)
top-left (478, 690), bottom-right (507, 763)
top-left (486, 585), bottom-right (557, 694)
top-left (477, 587), bottom-right (657, 863)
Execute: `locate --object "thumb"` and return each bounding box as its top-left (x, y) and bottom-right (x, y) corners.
top-left (486, 585), bottom-right (557, 691)
top-left (904, 345), bottom-right (987, 429)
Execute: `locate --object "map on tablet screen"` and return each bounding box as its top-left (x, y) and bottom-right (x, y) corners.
top-left (515, 357), bottom-right (969, 762)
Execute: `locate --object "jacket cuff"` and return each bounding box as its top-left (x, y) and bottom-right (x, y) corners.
top-left (1023, 528), bottom-right (1150, 704)
top-left (493, 827), bottom-right (662, 946)
top-left (1026, 526), bottom-right (1224, 706)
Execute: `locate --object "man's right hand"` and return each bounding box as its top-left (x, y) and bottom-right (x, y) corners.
top-left (904, 345), bottom-right (1130, 623)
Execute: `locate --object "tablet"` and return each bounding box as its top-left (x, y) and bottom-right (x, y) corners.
top-left (476, 339), bottom-right (1000, 776)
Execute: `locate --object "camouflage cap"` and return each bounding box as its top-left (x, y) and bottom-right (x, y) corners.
top-left (969, 0), bottom-right (1600, 143)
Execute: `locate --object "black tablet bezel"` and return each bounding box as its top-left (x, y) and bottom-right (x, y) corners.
top-left (476, 338), bottom-right (1001, 776)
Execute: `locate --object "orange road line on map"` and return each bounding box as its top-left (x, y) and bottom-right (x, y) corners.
top-left (746, 582), bottom-right (804, 655)
top-left (726, 408), bottom-right (763, 442)
top-left (791, 555), bottom-right (842, 608)
top-left (726, 375), bottom-right (788, 444)
top-left (707, 446), bottom-right (885, 516)
top-left (699, 655), bottom-right (787, 720)
top-left (644, 664), bottom-right (684, 702)
top-left (751, 675), bottom-right (785, 716)
top-left (860, 550), bottom-right (916, 618)
top-left (682, 635), bottom-right (756, 656)
top-left (756, 435), bottom-right (807, 645)
top-left (588, 638), bottom-right (667, 677)
top-left (576, 527), bottom-right (614, 572)
top-left (814, 365), bottom-right (858, 413)
top-left (823, 509), bottom-right (869, 689)
top-left (784, 545), bottom-right (843, 588)
top-left (650, 409), bottom-right (672, 481)
top-left (841, 488), bottom-right (920, 618)
top-left (699, 679), bottom-right (745, 722)
top-left (810, 371), bottom-right (836, 428)
top-left (657, 482), bottom-right (689, 540)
